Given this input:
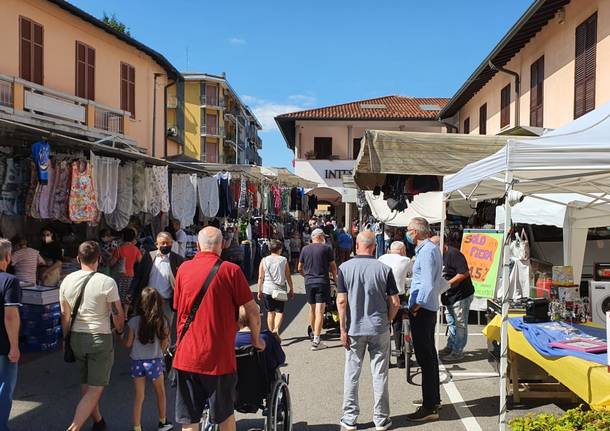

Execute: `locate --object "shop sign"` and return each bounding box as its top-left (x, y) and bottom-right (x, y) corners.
top-left (324, 169), bottom-right (353, 179)
top-left (460, 229), bottom-right (504, 298)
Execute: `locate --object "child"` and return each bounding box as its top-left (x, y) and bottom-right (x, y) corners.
top-left (120, 287), bottom-right (173, 431)
top-left (111, 228), bottom-right (142, 307)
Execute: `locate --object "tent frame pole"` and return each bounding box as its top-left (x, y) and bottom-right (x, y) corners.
top-left (437, 198), bottom-right (447, 349)
top-left (499, 172), bottom-right (513, 431)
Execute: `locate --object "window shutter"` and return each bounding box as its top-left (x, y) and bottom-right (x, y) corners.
top-left (120, 63), bottom-right (135, 117)
top-left (87, 46), bottom-right (95, 100)
top-left (530, 56), bottom-right (544, 127)
top-left (501, 84), bottom-right (511, 128)
top-left (353, 138), bottom-right (362, 160)
top-left (32, 23), bottom-right (43, 85)
top-left (20, 18), bottom-right (32, 82)
top-left (574, 13), bottom-right (597, 118)
top-left (463, 117), bottom-right (470, 134)
top-left (19, 17), bottom-right (43, 85)
top-left (479, 104), bottom-right (487, 135)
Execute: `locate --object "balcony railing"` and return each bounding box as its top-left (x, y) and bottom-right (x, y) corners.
top-left (200, 124), bottom-right (223, 137)
top-left (0, 79), bottom-right (13, 108)
top-left (0, 74), bottom-right (127, 137)
top-left (200, 95), bottom-right (225, 108)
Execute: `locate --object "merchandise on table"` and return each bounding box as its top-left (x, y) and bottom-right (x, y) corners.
top-left (20, 303), bottom-right (62, 352)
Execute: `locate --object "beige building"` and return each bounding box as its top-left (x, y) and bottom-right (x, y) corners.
top-left (440, 0), bottom-right (610, 135)
top-left (276, 95), bottom-right (448, 221)
top-left (0, 0), bottom-right (179, 158)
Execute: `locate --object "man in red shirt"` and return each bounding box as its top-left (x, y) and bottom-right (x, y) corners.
top-left (173, 226), bottom-right (264, 431)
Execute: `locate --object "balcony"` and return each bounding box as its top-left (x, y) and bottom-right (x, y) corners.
top-left (0, 74), bottom-right (129, 138)
top-left (200, 124), bottom-right (224, 137)
top-left (200, 95), bottom-right (225, 109)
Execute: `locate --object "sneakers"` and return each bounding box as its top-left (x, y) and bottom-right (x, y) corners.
top-left (406, 406), bottom-right (439, 422)
top-left (307, 325), bottom-right (314, 340)
top-left (412, 399), bottom-right (442, 409)
top-left (91, 418), bottom-right (107, 431)
top-left (158, 420), bottom-right (174, 431)
top-left (311, 341), bottom-right (328, 351)
top-left (375, 418), bottom-right (393, 430)
top-left (339, 419), bottom-right (357, 430)
top-left (438, 345), bottom-right (452, 356)
top-left (443, 352), bottom-right (465, 362)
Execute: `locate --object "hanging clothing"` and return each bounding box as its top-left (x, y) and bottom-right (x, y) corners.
top-left (247, 181), bottom-right (257, 209)
top-left (105, 163), bottom-right (134, 231)
top-left (68, 159), bottom-right (99, 223)
top-left (31, 141), bottom-right (50, 184)
top-left (214, 171), bottom-right (232, 217)
top-left (171, 173), bottom-right (198, 227)
top-left (51, 159), bottom-right (71, 222)
top-left (28, 161), bottom-right (41, 218)
top-left (230, 179), bottom-right (241, 210)
top-left (35, 157), bottom-right (56, 219)
top-left (132, 161), bottom-right (147, 214)
top-left (145, 167), bottom-right (160, 216)
top-left (290, 187), bottom-right (298, 211)
top-left (3, 158), bottom-right (27, 216)
top-left (91, 151), bottom-right (120, 214)
top-left (281, 188), bottom-right (290, 213)
top-left (308, 194), bottom-right (318, 215)
top-left (256, 189), bottom-right (262, 210)
top-left (239, 176), bottom-right (247, 209)
top-left (198, 176), bottom-right (220, 218)
top-left (153, 165), bottom-right (170, 213)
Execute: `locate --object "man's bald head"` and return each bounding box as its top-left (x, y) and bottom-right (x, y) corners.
top-left (198, 226), bottom-right (223, 255)
top-left (355, 231), bottom-right (376, 256)
top-left (389, 241), bottom-right (406, 256)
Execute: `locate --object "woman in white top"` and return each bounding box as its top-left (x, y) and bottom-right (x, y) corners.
top-left (257, 240), bottom-right (294, 338)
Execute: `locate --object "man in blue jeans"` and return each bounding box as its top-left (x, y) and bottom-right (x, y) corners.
top-left (440, 239), bottom-right (475, 362)
top-left (0, 238), bottom-right (21, 431)
top-left (406, 217), bottom-right (443, 422)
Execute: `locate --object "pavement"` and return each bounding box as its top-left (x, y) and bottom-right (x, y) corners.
top-left (9, 274), bottom-right (575, 430)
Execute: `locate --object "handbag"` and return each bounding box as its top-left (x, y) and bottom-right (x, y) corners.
top-left (264, 257), bottom-right (288, 302)
top-left (165, 259), bottom-right (222, 382)
top-left (64, 272), bottom-right (96, 363)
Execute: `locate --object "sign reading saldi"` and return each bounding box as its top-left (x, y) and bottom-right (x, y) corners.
top-left (460, 229), bottom-right (504, 298)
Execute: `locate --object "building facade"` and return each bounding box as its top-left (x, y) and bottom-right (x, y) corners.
top-left (276, 95), bottom-right (448, 222)
top-left (440, 0), bottom-right (610, 135)
top-left (0, 0), bottom-right (180, 157)
top-left (166, 73), bottom-right (262, 165)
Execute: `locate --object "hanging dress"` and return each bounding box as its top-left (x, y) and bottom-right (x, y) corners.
top-left (68, 159), bottom-right (99, 223)
top-left (105, 163), bottom-right (134, 231)
top-left (51, 159), bottom-right (71, 222)
top-left (91, 151), bottom-right (120, 214)
top-left (171, 173), bottom-right (198, 227)
top-left (198, 176), bottom-right (220, 218)
top-left (132, 161), bottom-right (147, 214)
top-left (153, 165), bottom-right (170, 213)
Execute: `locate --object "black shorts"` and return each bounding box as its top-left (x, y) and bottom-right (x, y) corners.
top-left (263, 293), bottom-right (286, 313)
top-left (175, 370), bottom-right (237, 425)
top-left (305, 283), bottom-right (330, 305)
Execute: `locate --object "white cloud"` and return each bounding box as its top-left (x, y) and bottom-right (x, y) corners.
top-left (288, 94), bottom-right (316, 106)
top-left (228, 37), bottom-right (246, 45)
top-left (251, 102), bottom-right (303, 132)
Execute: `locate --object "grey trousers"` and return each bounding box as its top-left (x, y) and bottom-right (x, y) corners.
top-left (341, 330), bottom-right (391, 427)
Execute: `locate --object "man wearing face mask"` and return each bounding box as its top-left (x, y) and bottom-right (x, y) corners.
top-left (130, 232), bottom-right (184, 323)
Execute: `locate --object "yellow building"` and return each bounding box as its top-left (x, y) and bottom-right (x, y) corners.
top-left (167, 73), bottom-right (262, 164)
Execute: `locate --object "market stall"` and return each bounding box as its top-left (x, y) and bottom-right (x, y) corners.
top-left (443, 100), bottom-right (610, 429)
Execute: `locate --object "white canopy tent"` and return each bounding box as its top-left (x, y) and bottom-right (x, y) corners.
top-left (443, 100), bottom-right (610, 430)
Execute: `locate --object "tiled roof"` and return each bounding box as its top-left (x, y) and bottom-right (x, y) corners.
top-left (276, 96), bottom-right (449, 121)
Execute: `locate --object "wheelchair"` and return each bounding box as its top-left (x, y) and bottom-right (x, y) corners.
top-left (202, 345), bottom-right (292, 431)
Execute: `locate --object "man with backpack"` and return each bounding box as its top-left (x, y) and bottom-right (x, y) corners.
top-left (173, 227), bottom-right (263, 431)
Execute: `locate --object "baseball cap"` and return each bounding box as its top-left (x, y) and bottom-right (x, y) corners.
top-left (311, 228), bottom-right (325, 238)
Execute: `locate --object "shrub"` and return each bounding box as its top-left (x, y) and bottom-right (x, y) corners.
top-left (510, 406), bottom-right (610, 431)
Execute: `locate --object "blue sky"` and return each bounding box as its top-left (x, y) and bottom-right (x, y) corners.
top-left (72, 0), bottom-right (533, 168)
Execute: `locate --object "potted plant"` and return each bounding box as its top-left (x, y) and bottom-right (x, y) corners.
top-left (304, 150), bottom-right (317, 160)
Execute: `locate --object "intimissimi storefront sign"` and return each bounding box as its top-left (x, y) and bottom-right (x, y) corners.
top-left (325, 169), bottom-right (353, 180)
top-left (294, 160), bottom-right (356, 187)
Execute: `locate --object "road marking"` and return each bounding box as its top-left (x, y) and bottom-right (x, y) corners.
top-left (439, 362), bottom-right (484, 431)
top-left (447, 371), bottom-right (499, 377)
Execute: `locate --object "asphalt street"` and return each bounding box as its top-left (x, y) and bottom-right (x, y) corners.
top-left (9, 274), bottom-right (573, 430)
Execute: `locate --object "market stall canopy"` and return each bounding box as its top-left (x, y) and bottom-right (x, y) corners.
top-left (443, 100), bottom-right (610, 200)
top-left (353, 130), bottom-right (512, 190)
top-left (257, 167), bottom-right (318, 188)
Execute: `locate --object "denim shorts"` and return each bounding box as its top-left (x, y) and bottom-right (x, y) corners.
top-left (130, 358), bottom-right (164, 380)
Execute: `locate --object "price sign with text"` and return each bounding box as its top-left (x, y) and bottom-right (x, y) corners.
top-left (460, 229), bottom-right (504, 298)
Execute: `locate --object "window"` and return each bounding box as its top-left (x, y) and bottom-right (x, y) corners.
top-left (75, 41), bottom-right (95, 100)
top-left (205, 141), bottom-right (218, 163)
top-left (205, 84), bottom-right (218, 106)
top-left (479, 103), bottom-right (487, 135)
top-left (574, 12), bottom-right (597, 119)
top-left (19, 16), bottom-right (43, 85)
top-left (500, 84), bottom-right (511, 128)
top-left (120, 62), bottom-right (135, 117)
top-left (463, 117), bottom-right (470, 134)
top-left (353, 138), bottom-right (362, 159)
top-left (206, 112), bottom-right (218, 135)
top-left (314, 137), bottom-right (332, 159)
top-left (530, 56), bottom-right (544, 127)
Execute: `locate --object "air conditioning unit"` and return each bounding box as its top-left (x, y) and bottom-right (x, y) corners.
top-left (167, 96), bottom-right (177, 109)
top-left (167, 126), bottom-right (178, 137)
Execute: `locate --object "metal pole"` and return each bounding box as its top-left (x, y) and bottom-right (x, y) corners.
top-left (499, 171), bottom-right (513, 431)
top-left (437, 197), bottom-right (447, 348)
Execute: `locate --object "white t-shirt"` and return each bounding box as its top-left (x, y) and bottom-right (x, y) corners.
top-left (59, 270), bottom-right (120, 334)
top-left (378, 253), bottom-right (410, 295)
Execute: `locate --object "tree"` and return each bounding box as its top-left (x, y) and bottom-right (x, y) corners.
top-left (102, 12), bottom-right (130, 36)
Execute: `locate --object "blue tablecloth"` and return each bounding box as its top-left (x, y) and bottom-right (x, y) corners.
top-left (509, 317), bottom-right (608, 366)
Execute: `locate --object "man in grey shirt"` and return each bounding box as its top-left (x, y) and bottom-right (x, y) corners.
top-left (337, 231), bottom-right (400, 431)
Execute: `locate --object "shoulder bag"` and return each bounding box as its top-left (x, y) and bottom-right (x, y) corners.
top-left (64, 272), bottom-right (96, 363)
top-left (264, 257), bottom-right (288, 302)
top-left (165, 259), bottom-right (222, 378)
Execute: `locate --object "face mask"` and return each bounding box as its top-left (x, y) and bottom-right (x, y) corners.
top-left (42, 235), bottom-right (52, 244)
top-left (405, 231), bottom-right (415, 245)
top-left (159, 245), bottom-right (171, 255)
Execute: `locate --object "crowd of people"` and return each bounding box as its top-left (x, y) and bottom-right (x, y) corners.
top-left (0, 212), bottom-right (476, 431)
